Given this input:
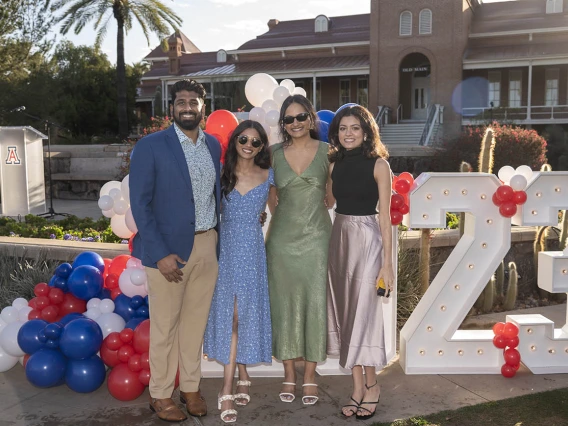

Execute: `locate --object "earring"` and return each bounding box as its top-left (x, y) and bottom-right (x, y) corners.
top-left (364, 135), bottom-right (367, 142)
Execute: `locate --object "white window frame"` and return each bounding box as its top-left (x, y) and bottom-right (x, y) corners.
top-left (545, 68), bottom-right (559, 106)
top-left (315, 15), bottom-right (329, 32)
top-left (339, 79), bottom-right (351, 105)
top-left (488, 71), bottom-right (501, 108)
top-left (400, 11), bottom-right (412, 36)
top-left (217, 50), bottom-right (227, 63)
top-left (508, 70), bottom-right (522, 108)
top-left (546, 0), bottom-right (564, 14)
top-left (357, 79), bottom-right (368, 107)
top-left (419, 9), bottom-right (432, 35)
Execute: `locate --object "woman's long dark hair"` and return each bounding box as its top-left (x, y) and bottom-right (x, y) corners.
top-left (221, 120), bottom-right (271, 199)
top-left (278, 95), bottom-right (319, 147)
top-left (328, 105), bottom-right (389, 163)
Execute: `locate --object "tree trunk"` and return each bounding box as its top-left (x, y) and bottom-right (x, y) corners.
top-left (115, 11), bottom-right (128, 139)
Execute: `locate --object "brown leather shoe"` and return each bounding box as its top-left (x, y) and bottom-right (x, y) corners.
top-left (149, 397), bottom-right (188, 422)
top-left (180, 390), bottom-right (208, 417)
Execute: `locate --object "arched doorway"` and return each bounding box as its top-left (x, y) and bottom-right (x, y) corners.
top-left (399, 53), bottom-right (431, 121)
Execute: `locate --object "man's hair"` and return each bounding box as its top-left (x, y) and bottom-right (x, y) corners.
top-left (170, 79), bottom-right (207, 103)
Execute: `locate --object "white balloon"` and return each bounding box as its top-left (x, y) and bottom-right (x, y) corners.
top-left (100, 181), bottom-right (121, 197)
top-left (111, 214), bottom-right (133, 239)
top-left (126, 257), bottom-right (143, 270)
top-left (102, 208), bottom-right (115, 219)
top-left (509, 174), bottom-right (528, 191)
top-left (86, 298), bottom-right (101, 310)
top-left (268, 127), bottom-right (281, 146)
top-left (292, 87), bottom-right (307, 97)
top-left (17, 306), bottom-right (32, 322)
top-left (125, 208), bottom-right (138, 234)
top-left (261, 99), bottom-right (279, 113)
top-left (98, 195), bottom-right (114, 211)
top-left (280, 79), bottom-right (295, 92)
top-left (119, 269), bottom-right (148, 297)
top-left (273, 86), bottom-right (291, 106)
top-left (11, 298), bottom-right (28, 310)
top-left (0, 317), bottom-right (6, 335)
top-left (265, 109), bottom-right (280, 127)
top-left (0, 321), bottom-right (25, 357)
top-left (497, 166), bottom-right (515, 184)
top-left (121, 175), bottom-right (130, 202)
top-left (245, 73), bottom-right (278, 107)
top-left (19, 356), bottom-right (25, 366)
top-left (515, 165), bottom-right (533, 181)
top-left (1, 307), bottom-right (19, 324)
top-left (109, 188), bottom-right (122, 201)
top-left (98, 299), bottom-right (115, 314)
top-left (95, 313), bottom-right (125, 339)
top-left (249, 107), bottom-right (266, 123)
top-left (84, 307), bottom-right (102, 320)
top-left (0, 345), bottom-right (18, 373)
top-left (130, 269), bottom-right (147, 286)
top-left (113, 199), bottom-right (129, 215)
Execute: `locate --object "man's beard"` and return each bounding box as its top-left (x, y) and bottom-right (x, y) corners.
top-left (174, 111), bottom-right (202, 131)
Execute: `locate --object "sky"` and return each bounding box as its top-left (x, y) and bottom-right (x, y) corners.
top-left (50, 0), bottom-right (508, 65)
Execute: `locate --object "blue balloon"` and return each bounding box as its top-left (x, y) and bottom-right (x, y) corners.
top-left (336, 103), bottom-right (358, 113)
top-left (59, 318), bottom-right (103, 360)
top-left (318, 120), bottom-right (330, 143)
top-left (124, 317), bottom-right (145, 331)
top-left (73, 252), bottom-right (104, 273)
top-left (130, 295), bottom-right (144, 310)
top-left (65, 355), bottom-right (106, 393)
top-left (48, 275), bottom-right (56, 287)
top-left (317, 109), bottom-right (335, 124)
top-left (44, 323), bottom-right (63, 340)
top-left (58, 313), bottom-right (84, 326)
top-left (114, 294), bottom-right (134, 322)
top-left (97, 288), bottom-right (111, 300)
top-left (45, 339), bottom-right (59, 350)
top-left (144, 295), bottom-right (149, 306)
top-left (55, 263), bottom-right (73, 279)
top-left (67, 265), bottom-right (103, 301)
top-left (38, 329), bottom-right (47, 343)
top-left (17, 320), bottom-right (49, 354)
top-left (53, 276), bottom-right (68, 292)
top-left (25, 349), bottom-right (67, 388)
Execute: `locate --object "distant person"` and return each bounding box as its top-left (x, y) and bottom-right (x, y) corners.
top-left (326, 105), bottom-right (394, 420)
top-left (204, 120), bottom-right (274, 423)
top-left (266, 95), bottom-right (332, 405)
top-left (130, 79), bottom-right (220, 422)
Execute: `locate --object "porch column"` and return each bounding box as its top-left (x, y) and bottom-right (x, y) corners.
top-left (210, 79), bottom-right (215, 111)
top-left (162, 80), bottom-right (166, 114)
top-left (312, 74), bottom-right (317, 107)
top-left (527, 61), bottom-right (533, 120)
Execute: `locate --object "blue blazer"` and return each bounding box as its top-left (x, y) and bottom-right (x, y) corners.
top-left (129, 125), bottom-right (221, 269)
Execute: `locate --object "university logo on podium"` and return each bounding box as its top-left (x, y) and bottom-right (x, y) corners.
top-left (5, 146), bottom-right (21, 165)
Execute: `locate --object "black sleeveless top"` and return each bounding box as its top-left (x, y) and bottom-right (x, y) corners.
top-left (331, 147), bottom-right (379, 216)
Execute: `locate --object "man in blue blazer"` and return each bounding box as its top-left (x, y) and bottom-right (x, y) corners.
top-left (130, 79), bottom-right (220, 422)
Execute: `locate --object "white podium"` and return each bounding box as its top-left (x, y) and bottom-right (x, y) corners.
top-left (0, 126), bottom-right (47, 216)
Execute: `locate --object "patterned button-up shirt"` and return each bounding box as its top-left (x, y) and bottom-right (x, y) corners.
top-left (174, 124), bottom-right (217, 231)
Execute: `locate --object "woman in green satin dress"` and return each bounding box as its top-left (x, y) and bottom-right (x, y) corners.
top-left (266, 95), bottom-right (332, 405)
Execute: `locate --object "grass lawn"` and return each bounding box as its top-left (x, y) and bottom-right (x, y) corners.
top-left (373, 388), bottom-right (568, 426)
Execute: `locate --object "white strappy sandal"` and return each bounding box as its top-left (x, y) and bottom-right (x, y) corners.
top-left (234, 380), bottom-right (251, 406)
top-left (302, 383), bottom-right (319, 405)
top-left (279, 382), bottom-right (296, 403)
top-left (217, 394), bottom-right (237, 423)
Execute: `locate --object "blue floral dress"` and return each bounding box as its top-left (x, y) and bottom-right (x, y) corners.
top-left (204, 168), bottom-right (274, 365)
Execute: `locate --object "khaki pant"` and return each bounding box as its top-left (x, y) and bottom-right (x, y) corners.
top-left (146, 229), bottom-right (218, 398)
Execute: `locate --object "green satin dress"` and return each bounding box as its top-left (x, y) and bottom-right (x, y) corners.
top-left (266, 141), bottom-right (332, 362)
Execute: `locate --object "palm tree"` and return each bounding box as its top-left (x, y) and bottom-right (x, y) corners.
top-left (51, 0), bottom-right (182, 139)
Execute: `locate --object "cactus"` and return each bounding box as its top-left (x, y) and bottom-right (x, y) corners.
top-left (560, 210), bottom-right (568, 251)
top-left (503, 262), bottom-right (518, 311)
top-left (478, 128), bottom-right (495, 174)
top-left (494, 261), bottom-right (505, 304)
top-left (534, 225), bottom-right (551, 299)
top-left (459, 162), bottom-right (472, 237)
top-left (419, 228), bottom-right (431, 295)
top-left (540, 163), bottom-right (552, 172)
top-left (481, 276), bottom-right (495, 313)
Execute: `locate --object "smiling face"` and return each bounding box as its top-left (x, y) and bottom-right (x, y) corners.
top-left (170, 90), bottom-right (204, 131)
top-left (235, 127), bottom-right (263, 160)
top-left (338, 115), bottom-right (365, 150)
top-left (283, 102), bottom-right (312, 140)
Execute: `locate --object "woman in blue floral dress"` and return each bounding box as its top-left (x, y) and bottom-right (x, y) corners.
top-left (204, 120), bottom-right (274, 423)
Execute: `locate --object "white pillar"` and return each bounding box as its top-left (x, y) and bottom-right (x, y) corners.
top-left (527, 62), bottom-right (533, 121)
top-left (312, 74), bottom-right (317, 108)
top-left (210, 79), bottom-right (215, 111)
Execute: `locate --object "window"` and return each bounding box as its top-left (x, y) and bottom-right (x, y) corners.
top-left (509, 71), bottom-right (522, 108)
top-left (546, 0), bottom-right (563, 14)
top-left (357, 79), bottom-right (368, 107)
top-left (216, 50), bottom-right (227, 63)
top-left (419, 9), bottom-right (432, 35)
top-left (315, 15), bottom-right (329, 32)
top-left (488, 71), bottom-right (501, 108)
top-left (545, 69), bottom-right (559, 106)
top-left (400, 11), bottom-right (412, 36)
top-left (340, 80), bottom-right (351, 105)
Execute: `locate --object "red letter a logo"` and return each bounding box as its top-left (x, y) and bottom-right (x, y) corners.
top-left (5, 146), bottom-right (21, 165)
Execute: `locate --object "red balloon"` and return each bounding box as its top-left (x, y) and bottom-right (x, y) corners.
top-left (501, 364), bottom-right (516, 378)
top-left (107, 363), bottom-right (145, 401)
top-left (513, 190), bottom-right (527, 205)
top-left (504, 348), bottom-right (521, 366)
top-left (205, 110), bottom-right (238, 149)
top-left (495, 185), bottom-right (514, 202)
top-left (390, 210), bottom-right (403, 225)
top-left (48, 288), bottom-right (65, 305)
top-left (175, 368), bottom-right (180, 390)
top-left (35, 296), bottom-right (50, 310)
top-left (507, 336), bottom-right (519, 349)
top-left (394, 179), bottom-right (410, 194)
top-left (22, 354), bottom-right (30, 368)
top-left (111, 288), bottom-right (122, 300)
top-left (28, 309), bottom-right (42, 320)
top-left (128, 353), bottom-right (143, 372)
top-left (128, 234), bottom-right (136, 254)
top-left (503, 322), bottom-right (519, 339)
top-left (103, 258), bottom-right (112, 279)
top-left (493, 334), bottom-right (508, 349)
top-left (140, 352), bottom-right (150, 371)
top-left (398, 203), bottom-right (410, 215)
top-left (499, 202), bottom-right (517, 218)
top-left (108, 255), bottom-right (132, 278)
top-left (391, 194), bottom-right (405, 210)
top-left (100, 342), bottom-right (121, 368)
top-left (59, 293), bottom-right (87, 316)
top-left (40, 305), bottom-right (59, 322)
top-left (138, 369), bottom-right (151, 386)
top-left (28, 298), bottom-right (38, 310)
top-left (492, 192), bottom-right (503, 206)
top-left (492, 322), bottom-right (506, 336)
top-left (133, 319), bottom-right (150, 354)
top-left (34, 282), bottom-right (50, 297)
top-left (120, 328), bottom-right (134, 343)
top-left (512, 363), bottom-right (520, 372)
top-left (105, 274), bottom-right (119, 289)
top-left (118, 344), bottom-right (135, 363)
top-left (399, 172), bottom-right (415, 186)
top-left (105, 332), bottom-right (123, 351)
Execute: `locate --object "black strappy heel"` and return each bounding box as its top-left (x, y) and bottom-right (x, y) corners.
top-left (356, 381), bottom-right (380, 420)
top-left (341, 396), bottom-right (361, 417)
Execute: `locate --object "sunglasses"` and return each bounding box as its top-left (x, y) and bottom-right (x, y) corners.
top-left (237, 135), bottom-right (263, 148)
top-left (282, 112), bottom-right (310, 125)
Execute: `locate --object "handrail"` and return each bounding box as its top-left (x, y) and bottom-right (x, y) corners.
top-left (418, 104), bottom-right (438, 146)
top-left (396, 104), bottom-right (403, 123)
top-left (375, 105), bottom-right (391, 128)
top-left (462, 105), bottom-right (568, 122)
